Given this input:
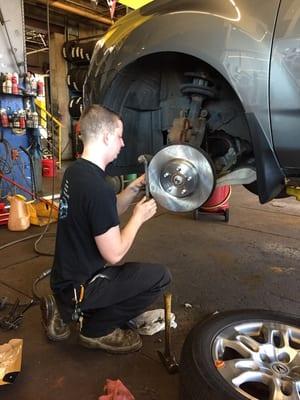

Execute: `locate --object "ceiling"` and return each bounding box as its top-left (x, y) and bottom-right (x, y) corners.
top-left (24, 0), bottom-right (128, 54)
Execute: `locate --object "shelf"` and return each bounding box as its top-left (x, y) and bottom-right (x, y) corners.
top-left (0, 92), bottom-right (36, 98)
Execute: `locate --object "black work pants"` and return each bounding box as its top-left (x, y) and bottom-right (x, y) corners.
top-left (56, 262), bottom-right (171, 337)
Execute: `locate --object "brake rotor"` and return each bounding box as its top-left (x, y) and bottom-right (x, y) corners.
top-left (148, 144), bottom-right (215, 212)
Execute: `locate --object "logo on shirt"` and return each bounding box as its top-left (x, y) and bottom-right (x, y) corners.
top-left (59, 179), bottom-right (70, 219)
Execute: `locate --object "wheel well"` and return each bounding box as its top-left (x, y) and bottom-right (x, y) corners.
top-left (101, 52), bottom-right (254, 175)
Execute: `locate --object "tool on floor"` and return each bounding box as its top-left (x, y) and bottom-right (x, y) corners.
top-left (137, 154), bottom-right (152, 198)
top-left (157, 292), bottom-right (179, 374)
top-left (0, 299), bottom-right (35, 330)
top-left (0, 297), bottom-right (8, 310)
top-left (0, 171), bottom-right (58, 211)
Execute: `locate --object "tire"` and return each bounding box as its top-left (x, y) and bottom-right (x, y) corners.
top-left (105, 175), bottom-right (124, 194)
top-left (180, 310), bottom-right (300, 400)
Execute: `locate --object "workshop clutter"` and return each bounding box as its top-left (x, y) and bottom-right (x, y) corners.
top-left (64, 39), bottom-right (94, 120)
top-left (194, 184), bottom-right (231, 222)
top-left (27, 200), bottom-right (58, 226)
top-left (0, 202), bottom-right (9, 225)
top-left (41, 157), bottom-right (57, 177)
top-left (0, 106), bottom-right (39, 131)
top-left (201, 185), bottom-right (231, 211)
top-left (99, 379), bottom-right (135, 400)
top-left (67, 67), bottom-right (89, 93)
top-left (130, 309), bottom-right (177, 335)
top-left (0, 71), bottom-right (44, 97)
top-left (0, 339), bottom-right (23, 386)
top-left (68, 95), bottom-right (83, 119)
top-left (62, 39), bottom-right (98, 64)
top-left (7, 194), bottom-right (30, 231)
top-left (7, 194), bottom-right (58, 231)
top-left (63, 38), bottom-right (98, 156)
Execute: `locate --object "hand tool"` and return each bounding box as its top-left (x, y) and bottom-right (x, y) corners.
top-left (137, 154), bottom-right (152, 198)
top-left (157, 292), bottom-right (179, 374)
top-left (0, 299), bottom-right (35, 330)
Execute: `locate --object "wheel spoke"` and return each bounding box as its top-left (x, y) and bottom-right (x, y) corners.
top-left (217, 359), bottom-right (260, 383)
top-left (232, 370), bottom-right (271, 388)
top-left (237, 335), bottom-right (260, 352)
top-left (290, 382), bottom-right (300, 400)
top-left (281, 329), bottom-right (292, 349)
top-left (222, 338), bottom-right (255, 358)
top-left (269, 380), bottom-right (300, 400)
top-left (269, 379), bottom-right (283, 400)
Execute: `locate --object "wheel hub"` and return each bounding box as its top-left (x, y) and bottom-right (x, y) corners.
top-left (271, 362), bottom-right (290, 376)
top-left (148, 144), bottom-right (215, 212)
top-left (160, 159), bottom-right (198, 198)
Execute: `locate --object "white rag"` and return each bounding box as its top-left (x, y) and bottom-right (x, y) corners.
top-left (130, 309), bottom-right (177, 336)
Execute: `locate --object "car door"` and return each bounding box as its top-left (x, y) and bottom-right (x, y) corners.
top-left (270, 0), bottom-right (300, 173)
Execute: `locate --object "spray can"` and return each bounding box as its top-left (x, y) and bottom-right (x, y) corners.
top-left (32, 111), bottom-right (39, 128)
top-left (19, 110), bottom-right (26, 129)
top-left (24, 73), bottom-right (31, 93)
top-left (31, 77), bottom-right (37, 96)
top-left (0, 109), bottom-right (9, 128)
top-left (26, 110), bottom-right (33, 128)
top-left (12, 73), bottom-right (18, 95)
top-left (7, 108), bottom-right (13, 127)
top-left (13, 111), bottom-right (20, 128)
top-left (37, 79), bottom-right (44, 96)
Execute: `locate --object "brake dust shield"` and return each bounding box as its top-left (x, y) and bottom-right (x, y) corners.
top-left (148, 144), bottom-right (215, 212)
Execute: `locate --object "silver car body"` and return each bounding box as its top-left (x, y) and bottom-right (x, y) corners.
top-left (85, 0), bottom-right (300, 203)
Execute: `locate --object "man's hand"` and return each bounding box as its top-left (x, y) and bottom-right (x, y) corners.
top-left (95, 195), bottom-right (157, 265)
top-left (127, 174), bottom-right (146, 194)
top-left (133, 196), bottom-right (157, 223)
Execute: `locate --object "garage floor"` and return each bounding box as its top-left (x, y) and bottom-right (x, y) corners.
top-left (0, 171), bottom-right (300, 400)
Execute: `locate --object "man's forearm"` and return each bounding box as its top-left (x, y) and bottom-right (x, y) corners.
top-left (114, 215), bottom-right (142, 262)
top-left (117, 185), bottom-right (140, 215)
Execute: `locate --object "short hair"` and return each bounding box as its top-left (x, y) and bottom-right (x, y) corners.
top-left (79, 105), bottom-right (121, 143)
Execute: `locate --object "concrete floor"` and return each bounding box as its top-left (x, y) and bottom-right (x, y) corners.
top-left (0, 174), bottom-right (300, 399)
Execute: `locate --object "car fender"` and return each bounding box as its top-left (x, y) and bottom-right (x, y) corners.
top-left (85, 0), bottom-right (285, 202)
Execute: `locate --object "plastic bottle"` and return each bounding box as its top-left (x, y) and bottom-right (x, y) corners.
top-left (2, 74), bottom-right (7, 93)
top-left (30, 77), bottom-right (37, 96)
top-left (7, 107), bottom-right (13, 127)
top-left (12, 74), bottom-right (18, 95)
top-left (0, 73), bottom-right (5, 93)
top-left (6, 73), bottom-right (12, 94)
top-left (26, 110), bottom-right (33, 128)
top-left (13, 111), bottom-right (20, 128)
top-left (0, 109), bottom-right (9, 128)
top-left (24, 73), bottom-right (31, 93)
top-left (19, 110), bottom-right (26, 129)
top-left (37, 79), bottom-right (44, 96)
top-left (7, 194), bottom-right (30, 231)
top-left (32, 111), bottom-right (39, 128)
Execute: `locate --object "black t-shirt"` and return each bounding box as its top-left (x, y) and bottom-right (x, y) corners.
top-left (51, 158), bottom-right (120, 291)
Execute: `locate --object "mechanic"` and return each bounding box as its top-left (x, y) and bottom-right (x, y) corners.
top-left (40, 104), bottom-right (171, 353)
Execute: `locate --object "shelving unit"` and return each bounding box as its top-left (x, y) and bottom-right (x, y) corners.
top-left (0, 92), bottom-right (42, 202)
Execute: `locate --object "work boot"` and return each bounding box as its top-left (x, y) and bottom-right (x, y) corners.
top-left (79, 328), bottom-right (142, 354)
top-left (40, 294), bottom-right (71, 341)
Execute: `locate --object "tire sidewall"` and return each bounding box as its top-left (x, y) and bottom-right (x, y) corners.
top-left (180, 310), bottom-right (300, 400)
